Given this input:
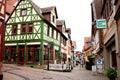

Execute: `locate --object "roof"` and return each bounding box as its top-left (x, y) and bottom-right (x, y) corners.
top-left (43, 19), bottom-right (68, 40)
top-left (41, 6), bottom-right (58, 18)
top-left (6, 0), bottom-right (17, 14)
top-left (29, 0), bottom-right (43, 18)
top-left (6, 0), bottom-right (44, 23)
top-left (56, 20), bottom-right (65, 26)
top-left (66, 28), bottom-right (71, 31)
top-left (6, 0), bottom-right (67, 40)
top-left (72, 41), bottom-right (76, 47)
top-left (76, 51), bottom-right (81, 55)
top-left (84, 37), bottom-right (91, 50)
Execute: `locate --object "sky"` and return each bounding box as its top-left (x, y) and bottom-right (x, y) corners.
top-left (32, 0), bottom-right (93, 51)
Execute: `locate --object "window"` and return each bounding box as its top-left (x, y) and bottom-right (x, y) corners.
top-left (109, 0), bottom-right (113, 11)
top-left (56, 32), bottom-right (58, 40)
top-left (47, 26), bottom-right (50, 36)
top-left (21, 9), bottom-right (27, 16)
top-left (52, 16), bottom-right (55, 23)
top-left (21, 24), bottom-right (26, 34)
top-left (52, 28), bottom-right (54, 38)
top-left (114, 0), bottom-right (118, 4)
top-left (28, 23), bottom-right (33, 33)
top-left (12, 25), bottom-right (17, 34)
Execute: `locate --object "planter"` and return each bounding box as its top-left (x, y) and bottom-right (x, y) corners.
top-left (109, 76), bottom-right (115, 80)
top-left (105, 68), bottom-right (117, 80)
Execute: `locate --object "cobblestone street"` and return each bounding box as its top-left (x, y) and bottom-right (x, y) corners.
top-left (3, 64), bottom-right (109, 80)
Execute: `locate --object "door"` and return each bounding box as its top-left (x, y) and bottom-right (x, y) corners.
top-left (18, 47), bottom-right (24, 65)
top-left (111, 51), bottom-right (117, 68)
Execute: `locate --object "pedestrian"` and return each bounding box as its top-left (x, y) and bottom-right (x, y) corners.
top-left (0, 60), bottom-right (3, 80)
top-left (80, 60), bottom-right (83, 70)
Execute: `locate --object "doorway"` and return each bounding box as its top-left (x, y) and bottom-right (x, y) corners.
top-left (18, 46), bottom-right (24, 65)
top-left (111, 51), bottom-right (117, 68)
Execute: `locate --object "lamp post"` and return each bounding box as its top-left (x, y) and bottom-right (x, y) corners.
top-left (47, 43), bottom-right (50, 70)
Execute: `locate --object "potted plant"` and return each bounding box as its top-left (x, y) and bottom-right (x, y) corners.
top-left (105, 67), bottom-right (117, 80)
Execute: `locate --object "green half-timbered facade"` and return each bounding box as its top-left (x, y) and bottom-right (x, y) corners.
top-left (4, 0), bottom-right (66, 65)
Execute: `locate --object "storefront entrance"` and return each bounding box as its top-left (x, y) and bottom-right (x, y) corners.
top-left (18, 46), bottom-right (24, 65)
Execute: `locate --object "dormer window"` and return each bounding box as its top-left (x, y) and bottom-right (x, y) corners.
top-left (21, 9), bottom-right (27, 16)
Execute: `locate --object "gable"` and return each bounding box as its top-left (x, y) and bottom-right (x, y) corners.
top-left (7, 0), bottom-right (42, 24)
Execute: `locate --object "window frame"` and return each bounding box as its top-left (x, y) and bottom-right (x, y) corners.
top-left (21, 24), bottom-right (26, 34)
top-left (12, 25), bottom-right (17, 35)
top-left (56, 32), bottom-right (58, 40)
top-left (21, 8), bottom-right (27, 16)
top-left (52, 28), bottom-right (54, 38)
top-left (52, 16), bottom-right (55, 23)
top-left (47, 26), bottom-right (50, 36)
top-left (28, 23), bottom-right (33, 34)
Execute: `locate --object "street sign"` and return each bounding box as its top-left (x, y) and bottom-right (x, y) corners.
top-left (97, 59), bottom-right (102, 64)
top-left (96, 19), bottom-right (106, 28)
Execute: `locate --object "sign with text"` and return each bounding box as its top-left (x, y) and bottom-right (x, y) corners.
top-left (49, 64), bottom-right (66, 71)
top-left (96, 19), bottom-right (106, 28)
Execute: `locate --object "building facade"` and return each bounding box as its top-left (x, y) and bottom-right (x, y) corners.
top-left (65, 28), bottom-right (72, 64)
top-left (91, 0), bottom-right (120, 79)
top-left (4, 0), bottom-right (67, 65)
top-left (114, 0), bottom-right (120, 79)
top-left (101, 0), bottom-right (117, 70)
top-left (83, 37), bottom-right (92, 62)
top-left (91, 0), bottom-right (103, 60)
top-left (0, 0), bottom-right (6, 60)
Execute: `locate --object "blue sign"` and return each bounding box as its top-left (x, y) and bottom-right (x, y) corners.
top-left (97, 59), bottom-right (102, 64)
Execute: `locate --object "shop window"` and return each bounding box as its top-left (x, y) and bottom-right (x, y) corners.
top-left (34, 46), bottom-right (40, 63)
top-left (50, 48), bottom-right (53, 60)
top-left (21, 9), bottom-right (27, 16)
top-left (12, 25), bottom-right (17, 34)
top-left (34, 50), bottom-right (39, 62)
top-left (28, 49), bottom-right (33, 62)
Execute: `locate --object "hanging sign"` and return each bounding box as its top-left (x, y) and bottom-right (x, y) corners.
top-left (96, 19), bottom-right (107, 28)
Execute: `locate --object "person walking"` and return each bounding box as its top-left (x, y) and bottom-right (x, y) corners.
top-left (0, 61), bottom-right (3, 80)
top-left (79, 60), bottom-right (83, 70)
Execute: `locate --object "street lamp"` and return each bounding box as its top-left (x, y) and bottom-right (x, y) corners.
top-left (47, 43), bottom-right (51, 70)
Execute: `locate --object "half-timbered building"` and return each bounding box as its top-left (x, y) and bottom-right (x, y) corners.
top-left (4, 0), bottom-right (67, 65)
top-left (0, 0), bottom-right (6, 60)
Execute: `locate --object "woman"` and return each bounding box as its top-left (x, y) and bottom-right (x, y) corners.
top-left (0, 61), bottom-right (3, 80)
